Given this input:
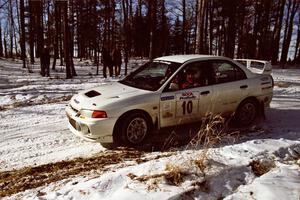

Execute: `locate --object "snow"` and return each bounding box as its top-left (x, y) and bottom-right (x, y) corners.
top-left (0, 58), bottom-right (300, 200)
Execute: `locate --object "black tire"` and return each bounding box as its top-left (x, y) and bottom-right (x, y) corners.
top-left (120, 112), bottom-right (150, 146)
top-left (235, 99), bottom-right (258, 127)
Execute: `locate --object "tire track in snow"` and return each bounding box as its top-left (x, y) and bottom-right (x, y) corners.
top-left (0, 103), bottom-right (103, 170)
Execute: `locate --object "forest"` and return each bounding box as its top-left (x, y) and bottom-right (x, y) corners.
top-left (0, 0), bottom-right (299, 78)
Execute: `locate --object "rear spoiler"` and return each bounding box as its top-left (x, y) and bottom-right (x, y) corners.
top-left (234, 59), bottom-right (272, 75)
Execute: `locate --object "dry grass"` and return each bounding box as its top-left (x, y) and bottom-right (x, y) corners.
top-left (249, 159), bottom-right (275, 177)
top-left (127, 164), bottom-right (186, 186)
top-left (164, 164), bottom-right (185, 185)
top-left (194, 154), bottom-right (209, 174)
top-left (187, 114), bottom-right (228, 149)
top-left (128, 114), bottom-right (234, 188)
top-left (161, 131), bottom-right (180, 151)
top-left (0, 150), bottom-right (142, 197)
top-left (187, 114), bottom-right (234, 176)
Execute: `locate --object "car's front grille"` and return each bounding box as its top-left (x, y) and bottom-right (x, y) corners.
top-left (70, 105), bottom-right (79, 113)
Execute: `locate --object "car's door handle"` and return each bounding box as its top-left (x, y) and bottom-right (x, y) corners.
top-left (240, 85), bottom-right (248, 89)
top-left (200, 91), bottom-right (210, 95)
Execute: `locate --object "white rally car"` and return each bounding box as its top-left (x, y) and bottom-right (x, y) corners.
top-left (66, 55), bottom-right (273, 146)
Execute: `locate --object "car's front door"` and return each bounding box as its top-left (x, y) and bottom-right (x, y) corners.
top-left (159, 61), bottom-right (215, 128)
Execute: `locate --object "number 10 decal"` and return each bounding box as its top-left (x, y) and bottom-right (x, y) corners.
top-left (182, 101), bottom-right (193, 115)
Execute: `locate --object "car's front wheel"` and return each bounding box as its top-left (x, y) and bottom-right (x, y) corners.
top-left (235, 99), bottom-right (258, 126)
top-left (120, 112), bottom-right (149, 146)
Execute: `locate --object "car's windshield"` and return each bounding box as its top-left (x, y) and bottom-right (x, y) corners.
top-left (119, 61), bottom-right (181, 91)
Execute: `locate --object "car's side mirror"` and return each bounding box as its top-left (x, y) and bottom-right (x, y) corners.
top-left (169, 82), bottom-right (179, 90)
top-left (163, 82), bottom-right (179, 92)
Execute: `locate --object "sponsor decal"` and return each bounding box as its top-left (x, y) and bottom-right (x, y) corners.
top-left (163, 102), bottom-right (172, 111)
top-left (162, 111), bottom-right (173, 118)
top-left (179, 92), bottom-right (196, 100)
top-left (161, 96), bottom-right (175, 101)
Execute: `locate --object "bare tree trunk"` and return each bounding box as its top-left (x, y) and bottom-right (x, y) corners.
top-left (8, 0), bottom-right (14, 58)
top-left (208, 0), bottom-right (213, 55)
top-left (253, 0), bottom-right (262, 58)
top-left (293, 16), bottom-right (300, 61)
top-left (282, 1), bottom-right (292, 48)
top-left (61, 1), bottom-right (76, 78)
top-left (29, 0), bottom-right (35, 64)
top-left (111, 0), bottom-right (116, 48)
top-left (107, 1), bottom-right (112, 48)
top-left (195, 0), bottom-right (206, 54)
top-left (237, 0), bottom-right (246, 58)
top-left (59, 18), bottom-right (64, 66)
top-left (271, 0), bottom-right (285, 64)
top-left (224, 0), bottom-right (237, 58)
top-left (128, 0), bottom-right (133, 57)
top-left (0, 25), bottom-right (3, 57)
top-left (29, 0), bottom-right (45, 76)
top-left (52, 1), bottom-right (60, 70)
top-left (20, 0), bottom-right (26, 68)
top-left (148, 0), bottom-right (157, 60)
top-left (4, 37), bottom-right (8, 58)
top-left (280, 0), bottom-right (299, 66)
top-left (194, 0), bottom-right (198, 53)
top-left (257, 0), bottom-right (272, 60)
top-left (46, 0), bottom-right (51, 47)
top-left (62, 1), bottom-right (72, 78)
top-left (69, 0), bottom-right (74, 57)
top-left (182, 0), bottom-right (186, 54)
top-left (36, 1), bottom-right (44, 59)
top-left (122, 0), bottom-right (129, 75)
top-left (16, 0), bottom-right (21, 35)
top-left (57, 2), bottom-right (63, 66)
top-left (14, 0), bottom-right (20, 56)
top-left (203, 0), bottom-right (208, 53)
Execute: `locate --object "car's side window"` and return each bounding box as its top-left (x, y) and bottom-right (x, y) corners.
top-left (165, 61), bottom-right (214, 92)
top-left (250, 61), bottom-right (265, 70)
top-left (211, 61), bottom-right (246, 84)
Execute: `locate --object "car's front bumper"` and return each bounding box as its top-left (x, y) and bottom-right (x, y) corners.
top-left (66, 105), bottom-right (116, 143)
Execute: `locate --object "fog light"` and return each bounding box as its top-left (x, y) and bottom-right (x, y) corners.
top-left (80, 124), bottom-right (90, 135)
top-left (75, 122), bottom-right (81, 131)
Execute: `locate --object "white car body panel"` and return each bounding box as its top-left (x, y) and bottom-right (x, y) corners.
top-left (66, 55), bottom-right (273, 144)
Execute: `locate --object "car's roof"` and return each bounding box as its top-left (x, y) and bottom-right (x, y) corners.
top-left (154, 54), bottom-right (226, 64)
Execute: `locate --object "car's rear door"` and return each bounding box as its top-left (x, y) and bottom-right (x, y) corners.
top-left (208, 60), bottom-right (250, 115)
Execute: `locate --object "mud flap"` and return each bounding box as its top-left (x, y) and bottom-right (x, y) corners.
top-left (259, 101), bottom-right (266, 120)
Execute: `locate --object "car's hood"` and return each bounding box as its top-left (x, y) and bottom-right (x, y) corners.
top-left (70, 82), bottom-right (149, 110)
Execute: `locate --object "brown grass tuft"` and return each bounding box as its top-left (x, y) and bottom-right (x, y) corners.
top-left (0, 150), bottom-right (142, 197)
top-left (164, 164), bottom-right (185, 186)
top-left (249, 159), bottom-right (275, 177)
top-left (187, 114), bottom-right (231, 175)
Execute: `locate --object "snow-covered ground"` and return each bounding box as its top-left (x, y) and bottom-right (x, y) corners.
top-left (0, 58), bottom-right (300, 200)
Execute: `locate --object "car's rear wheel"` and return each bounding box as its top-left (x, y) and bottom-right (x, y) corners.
top-left (235, 99), bottom-right (258, 126)
top-left (120, 112), bottom-right (149, 146)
